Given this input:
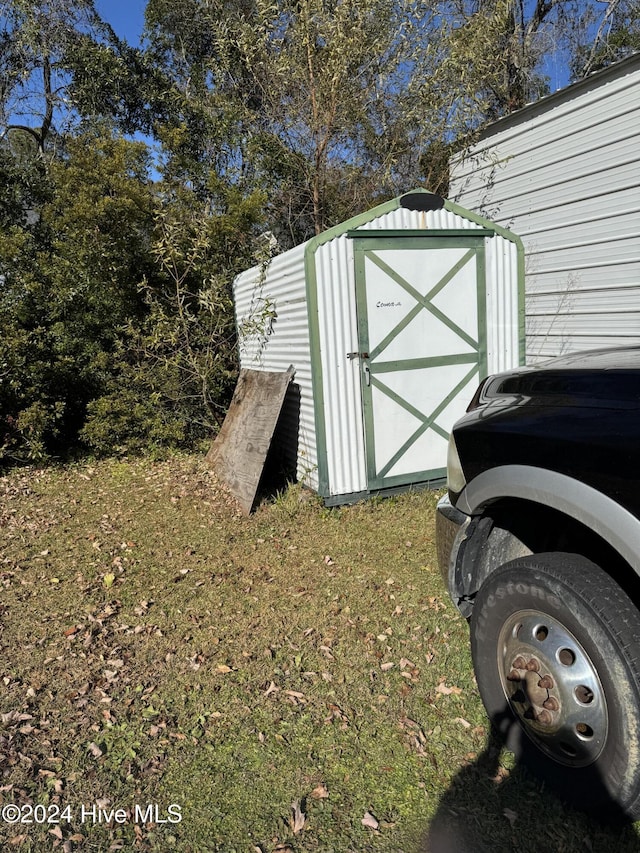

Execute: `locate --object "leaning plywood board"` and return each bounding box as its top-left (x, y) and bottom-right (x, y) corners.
top-left (206, 366), bottom-right (294, 514)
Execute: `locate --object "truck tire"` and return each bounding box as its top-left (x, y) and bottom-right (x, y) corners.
top-left (470, 552), bottom-right (640, 818)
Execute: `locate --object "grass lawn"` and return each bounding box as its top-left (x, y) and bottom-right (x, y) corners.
top-left (1, 455), bottom-right (639, 852)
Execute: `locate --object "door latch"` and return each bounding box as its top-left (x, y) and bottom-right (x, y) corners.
top-left (346, 351), bottom-right (369, 360)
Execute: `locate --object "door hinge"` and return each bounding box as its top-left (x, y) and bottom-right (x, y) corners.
top-left (346, 351), bottom-right (369, 360)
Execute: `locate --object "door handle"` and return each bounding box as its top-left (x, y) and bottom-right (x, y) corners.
top-left (363, 364), bottom-right (371, 386)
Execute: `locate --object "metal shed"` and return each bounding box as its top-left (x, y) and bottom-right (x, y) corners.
top-left (234, 189), bottom-right (524, 505)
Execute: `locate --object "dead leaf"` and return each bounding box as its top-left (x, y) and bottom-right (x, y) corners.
top-left (290, 800), bottom-right (305, 834)
top-left (503, 807), bottom-right (518, 827)
top-left (284, 690), bottom-right (305, 701)
top-left (319, 645), bottom-right (335, 659)
top-left (215, 664), bottom-right (232, 674)
top-left (435, 681), bottom-right (462, 696)
top-left (362, 811), bottom-right (379, 830)
top-left (380, 662), bottom-right (395, 671)
top-left (491, 766), bottom-right (511, 784)
top-left (455, 717), bottom-right (471, 728)
top-left (310, 784), bottom-right (329, 799)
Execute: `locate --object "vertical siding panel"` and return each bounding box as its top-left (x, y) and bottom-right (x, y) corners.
top-left (315, 236), bottom-right (366, 495)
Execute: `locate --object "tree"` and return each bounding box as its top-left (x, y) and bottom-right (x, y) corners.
top-left (145, 0), bottom-right (476, 246)
top-left (81, 178), bottom-right (267, 455)
top-left (573, 0), bottom-right (640, 77)
top-left (0, 128), bottom-right (158, 461)
top-left (0, 0), bottom-right (170, 155)
top-left (440, 0), bottom-right (640, 120)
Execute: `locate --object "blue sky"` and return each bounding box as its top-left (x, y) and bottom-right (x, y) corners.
top-left (95, 0), bottom-right (147, 44)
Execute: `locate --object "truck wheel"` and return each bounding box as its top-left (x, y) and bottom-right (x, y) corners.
top-left (470, 552), bottom-right (640, 818)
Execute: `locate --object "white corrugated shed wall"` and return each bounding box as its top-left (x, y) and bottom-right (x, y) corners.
top-left (450, 54), bottom-right (640, 361)
top-left (234, 241), bottom-right (321, 490)
top-left (313, 206), bottom-right (520, 497)
top-left (234, 196), bottom-right (521, 499)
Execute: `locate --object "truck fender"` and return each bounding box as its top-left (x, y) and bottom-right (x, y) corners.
top-left (458, 464), bottom-right (640, 579)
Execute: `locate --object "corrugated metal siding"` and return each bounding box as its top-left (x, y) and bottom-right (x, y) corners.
top-left (234, 242), bottom-right (320, 490)
top-left (313, 235), bottom-right (366, 495)
top-left (313, 207), bottom-right (521, 496)
top-left (233, 195), bottom-right (522, 499)
top-left (450, 54), bottom-right (640, 361)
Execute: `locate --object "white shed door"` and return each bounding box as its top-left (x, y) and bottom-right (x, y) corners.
top-left (352, 234), bottom-right (487, 491)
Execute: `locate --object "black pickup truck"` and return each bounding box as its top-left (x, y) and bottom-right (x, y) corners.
top-left (436, 346), bottom-right (640, 817)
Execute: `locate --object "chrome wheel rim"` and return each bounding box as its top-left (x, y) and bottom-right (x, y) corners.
top-left (498, 609), bottom-right (608, 767)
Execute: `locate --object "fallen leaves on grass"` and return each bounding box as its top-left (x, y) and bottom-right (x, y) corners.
top-left (284, 690), bottom-right (307, 705)
top-left (398, 717), bottom-right (429, 758)
top-left (290, 800), bottom-right (306, 834)
top-left (324, 703), bottom-right (349, 726)
top-left (310, 783), bottom-right (329, 800)
top-left (435, 680), bottom-right (462, 696)
top-left (88, 742), bottom-right (104, 757)
top-left (503, 808), bottom-right (518, 828)
top-left (362, 811), bottom-right (379, 830)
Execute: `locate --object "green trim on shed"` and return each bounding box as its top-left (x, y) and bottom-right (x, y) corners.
top-left (301, 188), bottom-right (525, 500)
top-left (303, 195), bottom-right (407, 496)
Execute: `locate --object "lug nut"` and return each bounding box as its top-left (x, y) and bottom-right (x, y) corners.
top-left (526, 659), bottom-right (540, 672)
top-left (513, 656), bottom-right (527, 670)
top-left (538, 675), bottom-right (554, 690)
top-left (507, 669), bottom-right (522, 681)
top-left (535, 710), bottom-right (553, 725)
top-left (543, 697), bottom-right (559, 711)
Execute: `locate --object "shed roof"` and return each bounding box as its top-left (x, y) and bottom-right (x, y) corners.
top-left (304, 187), bottom-right (523, 254)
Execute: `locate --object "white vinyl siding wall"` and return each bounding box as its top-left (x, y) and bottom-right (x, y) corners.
top-left (450, 54), bottom-right (640, 361)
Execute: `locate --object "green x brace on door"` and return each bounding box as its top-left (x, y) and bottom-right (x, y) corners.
top-left (352, 232), bottom-right (489, 491)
